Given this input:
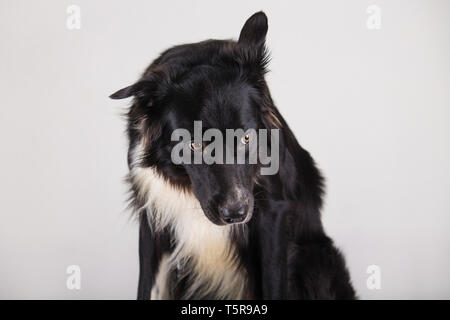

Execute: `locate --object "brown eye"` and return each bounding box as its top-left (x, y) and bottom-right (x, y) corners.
top-left (241, 133), bottom-right (250, 145)
top-left (189, 141), bottom-right (203, 151)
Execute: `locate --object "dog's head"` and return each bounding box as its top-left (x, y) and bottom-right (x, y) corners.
top-left (111, 12), bottom-right (279, 226)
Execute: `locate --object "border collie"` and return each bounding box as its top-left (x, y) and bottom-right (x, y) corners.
top-left (110, 11), bottom-right (356, 300)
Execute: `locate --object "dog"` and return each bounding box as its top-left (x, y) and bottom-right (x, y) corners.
top-left (110, 11), bottom-right (356, 300)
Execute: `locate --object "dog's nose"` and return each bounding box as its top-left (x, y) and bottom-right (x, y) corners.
top-left (219, 204), bottom-right (248, 224)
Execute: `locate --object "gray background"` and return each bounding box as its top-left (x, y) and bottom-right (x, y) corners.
top-left (0, 0), bottom-right (449, 299)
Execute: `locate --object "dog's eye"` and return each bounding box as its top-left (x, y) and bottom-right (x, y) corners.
top-left (189, 141), bottom-right (204, 151)
top-left (241, 133), bottom-right (250, 145)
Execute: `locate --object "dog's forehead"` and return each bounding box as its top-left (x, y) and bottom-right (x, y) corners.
top-left (175, 82), bottom-right (257, 131)
top-left (166, 66), bottom-right (258, 130)
top-left (203, 84), bottom-right (255, 128)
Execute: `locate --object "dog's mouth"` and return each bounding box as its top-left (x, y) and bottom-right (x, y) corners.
top-left (201, 199), bottom-right (254, 226)
top-left (205, 210), bottom-right (253, 226)
top-left (220, 207), bottom-right (254, 225)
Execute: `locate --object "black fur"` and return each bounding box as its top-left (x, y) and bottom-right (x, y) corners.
top-left (111, 11), bottom-right (355, 300)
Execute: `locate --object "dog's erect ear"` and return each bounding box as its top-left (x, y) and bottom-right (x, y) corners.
top-left (238, 11), bottom-right (268, 48)
top-left (109, 81), bottom-right (151, 100)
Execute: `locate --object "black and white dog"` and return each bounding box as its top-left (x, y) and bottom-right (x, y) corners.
top-left (110, 12), bottom-right (355, 300)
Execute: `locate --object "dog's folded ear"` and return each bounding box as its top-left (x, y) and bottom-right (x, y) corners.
top-left (238, 11), bottom-right (268, 49)
top-left (109, 80), bottom-right (153, 100)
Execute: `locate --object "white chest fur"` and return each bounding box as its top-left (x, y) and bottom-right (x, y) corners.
top-left (130, 166), bottom-right (247, 299)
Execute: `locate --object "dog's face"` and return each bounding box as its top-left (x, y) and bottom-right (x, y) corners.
top-left (111, 12), bottom-right (275, 225)
top-left (162, 76), bottom-right (263, 225)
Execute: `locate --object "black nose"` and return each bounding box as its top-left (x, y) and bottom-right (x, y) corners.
top-left (219, 204), bottom-right (248, 224)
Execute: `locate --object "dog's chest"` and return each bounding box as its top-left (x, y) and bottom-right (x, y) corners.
top-left (132, 167), bottom-right (247, 299)
top-left (151, 219), bottom-right (246, 299)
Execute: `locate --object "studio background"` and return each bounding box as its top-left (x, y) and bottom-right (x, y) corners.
top-left (1, 0), bottom-right (449, 299)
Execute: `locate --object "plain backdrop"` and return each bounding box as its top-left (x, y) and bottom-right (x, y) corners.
top-left (0, 0), bottom-right (449, 299)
